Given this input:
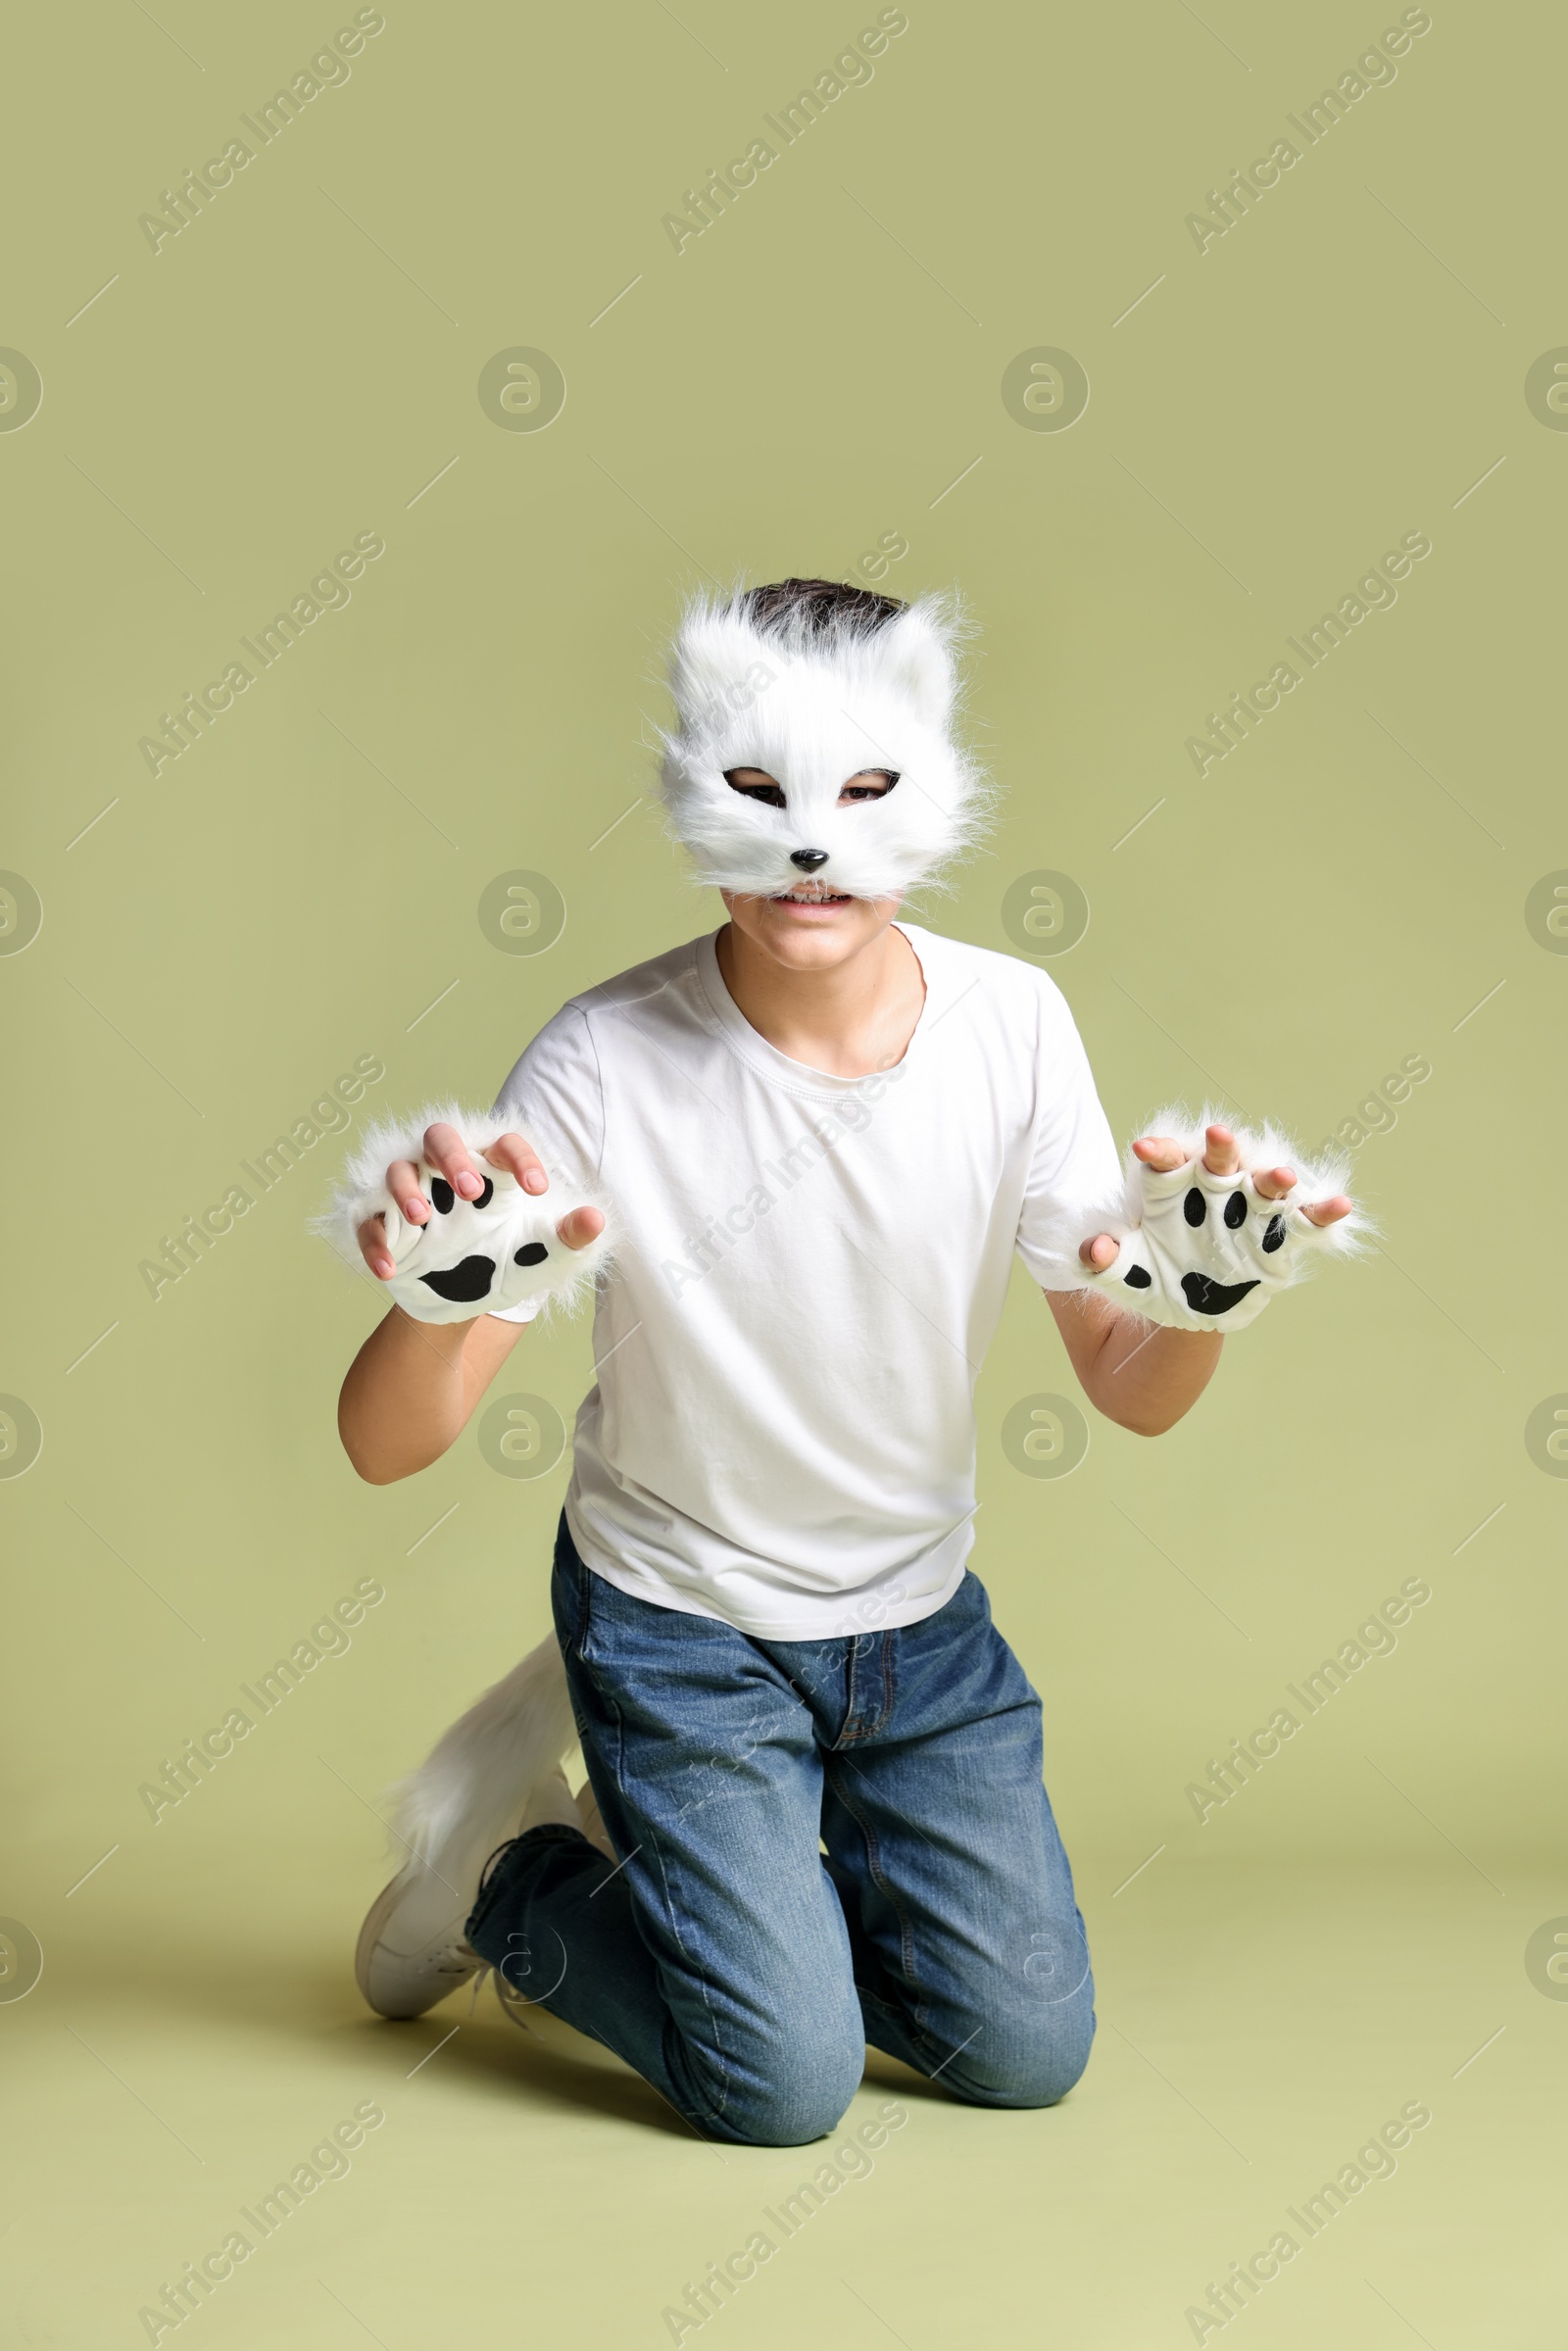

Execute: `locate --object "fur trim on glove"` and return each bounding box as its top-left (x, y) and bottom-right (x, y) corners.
top-left (312, 1102), bottom-right (613, 1326)
top-left (1036, 1104), bottom-right (1371, 1333)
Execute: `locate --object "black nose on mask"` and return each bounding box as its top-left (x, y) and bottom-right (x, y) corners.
top-left (790, 849), bottom-right (829, 871)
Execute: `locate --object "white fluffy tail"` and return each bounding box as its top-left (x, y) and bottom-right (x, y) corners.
top-left (384, 1635), bottom-right (577, 1889)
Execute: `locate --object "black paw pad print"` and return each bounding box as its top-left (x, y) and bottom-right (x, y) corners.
top-left (420, 1256), bottom-right (503, 1304)
top-left (1179, 1272), bottom-right (1259, 1315)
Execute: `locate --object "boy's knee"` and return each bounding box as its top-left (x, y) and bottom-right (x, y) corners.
top-left (713, 2035), bottom-right (862, 2147)
top-left (939, 2001), bottom-right (1096, 2111)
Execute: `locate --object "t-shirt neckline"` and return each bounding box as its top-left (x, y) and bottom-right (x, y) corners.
top-left (695, 921), bottom-right (941, 1098)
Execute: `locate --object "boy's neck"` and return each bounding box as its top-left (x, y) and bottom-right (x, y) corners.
top-left (714, 913), bottom-right (926, 1081)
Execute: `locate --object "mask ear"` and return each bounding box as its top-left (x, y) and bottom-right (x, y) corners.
top-left (864, 601), bottom-right (957, 728)
top-left (667, 608), bottom-right (764, 739)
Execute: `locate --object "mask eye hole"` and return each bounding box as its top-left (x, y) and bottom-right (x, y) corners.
top-left (723, 766), bottom-right (787, 808)
top-left (838, 769), bottom-right (900, 804)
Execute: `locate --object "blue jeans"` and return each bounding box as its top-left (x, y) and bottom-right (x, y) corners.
top-left (465, 1515), bottom-right (1095, 2147)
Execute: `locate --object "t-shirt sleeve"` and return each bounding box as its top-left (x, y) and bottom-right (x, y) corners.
top-left (1012, 979), bottom-right (1123, 1289)
top-left (485, 1004), bottom-right (606, 1323)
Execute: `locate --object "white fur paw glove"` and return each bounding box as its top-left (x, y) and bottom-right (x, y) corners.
top-left (315, 1104), bottom-right (613, 1327)
top-left (1054, 1110), bottom-right (1367, 1333)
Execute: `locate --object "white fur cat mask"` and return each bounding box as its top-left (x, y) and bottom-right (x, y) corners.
top-left (660, 586), bottom-right (990, 901)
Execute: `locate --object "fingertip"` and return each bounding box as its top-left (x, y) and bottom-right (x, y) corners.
top-left (1135, 1136), bottom-right (1188, 1173)
top-left (523, 1167), bottom-right (548, 1194)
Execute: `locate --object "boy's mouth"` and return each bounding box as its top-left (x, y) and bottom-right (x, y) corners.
top-left (772, 884), bottom-right (853, 906)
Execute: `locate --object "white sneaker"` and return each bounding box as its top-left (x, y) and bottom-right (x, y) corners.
top-left (354, 1864), bottom-right (484, 2021)
top-left (354, 1769), bottom-right (586, 2021)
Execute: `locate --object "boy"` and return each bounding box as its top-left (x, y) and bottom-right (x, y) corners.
top-left (332, 578), bottom-right (1354, 2146)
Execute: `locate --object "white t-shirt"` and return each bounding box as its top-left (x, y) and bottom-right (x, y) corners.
top-left (491, 924), bottom-right (1119, 1641)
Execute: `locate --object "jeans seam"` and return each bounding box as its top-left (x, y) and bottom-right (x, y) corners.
top-left (874, 1629), bottom-right (897, 1738)
top-left (642, 1818), bottom-right (736, 2135)
top-left (840, 1634), bottom-right (860, 1744)
top-left (580, 1665), bottom-right (736, 2139)
top-left (555, 1524), bottom-right (736, 2135)
top-left (838, 1628), bottom-right (898, 1746)
top-left (574, 1547), bottom-right (595, 1666)
top-left (824, 1756), bottom-right (929, 2033)
top-left (559, 1551), bottom-right (610, 1715)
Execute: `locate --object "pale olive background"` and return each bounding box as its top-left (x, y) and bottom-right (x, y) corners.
top-left (4, 2), bottom-right (1564, 2345)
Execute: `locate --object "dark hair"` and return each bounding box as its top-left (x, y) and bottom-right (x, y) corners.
top-left (739, 576), bottom-right (906, 639)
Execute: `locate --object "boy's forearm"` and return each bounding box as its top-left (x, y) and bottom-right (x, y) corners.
top-left (1088, 1316), bottom-right (1221, 1436)
top-left (337, 1307), bottom-right (521, 1484)
top-left (1046, 1287), bottom-right (1220, 1437)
